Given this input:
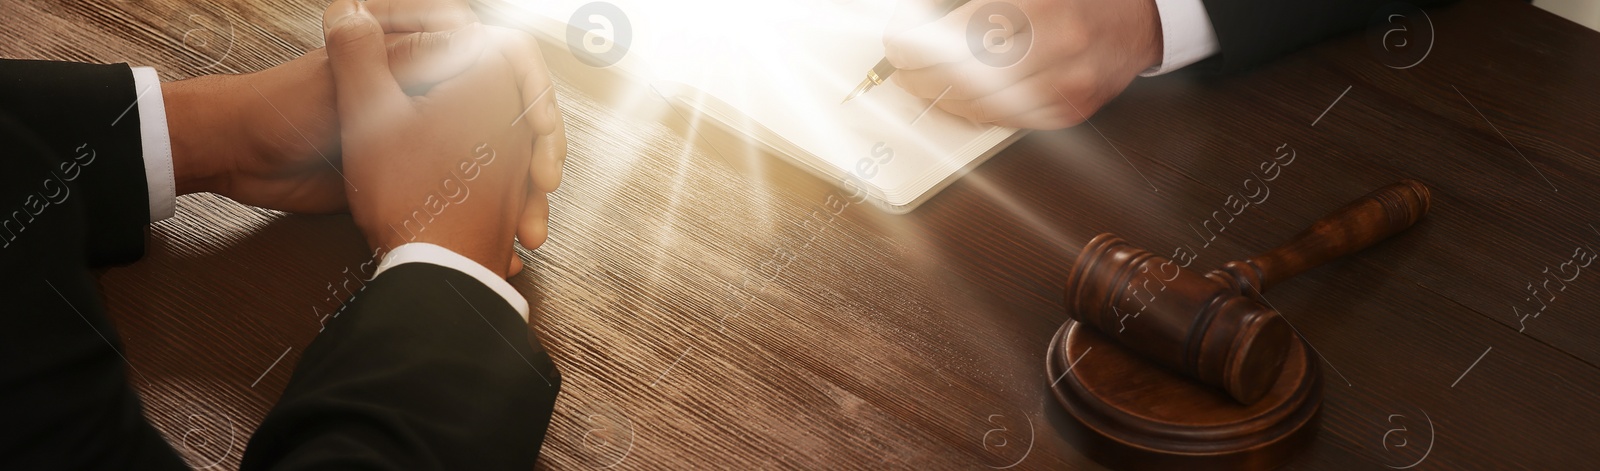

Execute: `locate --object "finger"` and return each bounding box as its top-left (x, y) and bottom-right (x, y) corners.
top-left (935, 69), bottom-right (1085, 122)
top-left (990, 104), bottom-right (1084, 130)
top-left (892, 46), bottom-right (1059, 101)
top-left (530, 115), bottom-right (567, 193)
top-left (484, 26), bottom-right (565, 192)
top-left (985, 73), bottom-right (1112, 130)
top-left (384, 26), bottom-right (487, 91)
top-left (324, 0), bottom-right (410, 127)
top-left (890, 60), bottom-right (1021, 100)
top-left (889, 62), bottom-right (982, 99)
top-left (492, 26), bottom-right (559, 137)
top-left (516, 185), bottom-right (550, 250)
top-left (364, 0), bottom-right (478, 32)
top-left (507, 250), bottom-right (524, 277)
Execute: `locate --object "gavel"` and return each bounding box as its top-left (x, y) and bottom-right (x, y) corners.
top-left (1064, 180), bottom-right (1431, 404)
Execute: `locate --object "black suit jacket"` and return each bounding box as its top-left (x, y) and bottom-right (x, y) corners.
top-left (1199, 0), bottom-right (1458, 73)
top-left (0, 59), bottom-right (561, 470)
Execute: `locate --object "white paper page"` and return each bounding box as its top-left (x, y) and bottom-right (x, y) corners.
top-left (501, 0), bottom-right (1019, 205)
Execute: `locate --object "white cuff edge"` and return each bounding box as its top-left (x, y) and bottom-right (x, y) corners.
top-left (130, 67), bottom-right (176, 222)
top-left (1141, 0), bottom-right (1222, 77)
top-left (374, 242), bottom-right (530, 322)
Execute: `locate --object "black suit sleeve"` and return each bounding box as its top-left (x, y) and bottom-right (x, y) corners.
top-left (241, 263), bottom-right (562, 470)
top-left (0, 58), bottom-right (561, 470)
top-left (1196, 0), bottom-right (1459, 73)
top-left (0, 58), bottom-right (185, 469)
top-left (0, 108), bottom-right (187, 469)
top-left (0, 59), bottom-right (151, 266)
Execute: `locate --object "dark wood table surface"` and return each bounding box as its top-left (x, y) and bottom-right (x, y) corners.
top-left (5, 0), bottom-right (1600, 468)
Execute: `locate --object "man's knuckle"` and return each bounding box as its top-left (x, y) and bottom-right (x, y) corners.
top-left (393, 34), bottom-right (424, 63)
top-left (420, 31), bottom-right (450, 54)
top-left (972, 99), bottom-right (997, 122)
top-left (1051, 75), bottom-right (1089, 101)
top-left (329, 20), bottom-right (381, 48)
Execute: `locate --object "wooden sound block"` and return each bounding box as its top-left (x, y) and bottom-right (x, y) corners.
top-left (1047, 320), bottom-right (1323, 470)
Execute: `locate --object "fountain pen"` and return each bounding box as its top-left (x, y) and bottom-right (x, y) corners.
top-left (841, 58), bottom-right (899, 104)
top-left (841, 0), bottom-right (970, 104)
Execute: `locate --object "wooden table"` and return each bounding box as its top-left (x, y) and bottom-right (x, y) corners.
top-left (5, 0), bottom-right (1599, 468)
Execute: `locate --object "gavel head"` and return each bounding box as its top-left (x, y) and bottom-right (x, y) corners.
top-left (1064, 234), bottom-right (1294, 405)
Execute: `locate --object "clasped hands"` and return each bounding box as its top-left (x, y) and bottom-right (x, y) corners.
top-left (164, 0), bottom-right (562, 277)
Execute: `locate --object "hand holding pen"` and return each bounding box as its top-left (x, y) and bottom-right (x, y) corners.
top-left (842, 0), bottom-right (969, 103)
top-left (857, 0), bottom-right (1164, 131)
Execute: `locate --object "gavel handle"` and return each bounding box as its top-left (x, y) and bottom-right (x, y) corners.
top-left (1243, 179), bottom-right (1431, 292)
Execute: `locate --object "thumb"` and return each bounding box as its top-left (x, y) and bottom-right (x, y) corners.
top-left (324, 0), bottom-right (408, 126)
top-left (385, 25), bottom-right (487, 92)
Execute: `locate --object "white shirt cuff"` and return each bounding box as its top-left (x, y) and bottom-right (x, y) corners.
top-left (130, 66), bottom-right (176, 222)
top-left (373, 242), bottom-right (530, 322)
top-left (1142, 0), bottom-right (1222, 76)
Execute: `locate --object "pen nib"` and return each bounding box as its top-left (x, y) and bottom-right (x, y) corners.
top-left (842, 77), bottom-right (874, 104)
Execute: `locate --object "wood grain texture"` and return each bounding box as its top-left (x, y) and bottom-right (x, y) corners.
top-left (4, 0), bottom-right (1599, 469)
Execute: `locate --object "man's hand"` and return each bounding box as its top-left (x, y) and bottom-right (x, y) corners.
top-left (883, 0), bottom-right (1162, 130)
top-left (324, 0), bottom-right (533, 277)
top-left (164, 0), bottom-right (566, 266)
top-left (367, 0), bottom-right (571, 258)
top-left (164, 31), bottom-right (488, 214)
